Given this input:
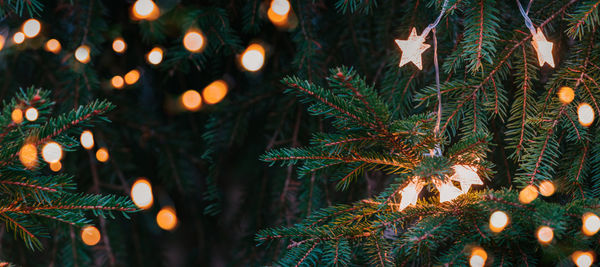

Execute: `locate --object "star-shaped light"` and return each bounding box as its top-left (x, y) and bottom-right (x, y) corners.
top-left (434, 179), bottom-right (463, 203)
top-left (395, 28), bottom-right (430, 70)
top-left (450, 165), bottom-right (484, 194)
top-left (531, 27), bottom-right (554, 68)
top-left (398, 178), bottom-right (424, 211)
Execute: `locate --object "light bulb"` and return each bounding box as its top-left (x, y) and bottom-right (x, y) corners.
top-left (131, 178), bottom-right (153, 209)
top-left (11, 109), bottom-right (23, 124)
top-left (519, 185), bottom-right (538, 204)
top-left (124, 69), bottom-right (140, 85)
top-left (19, 143), bottom-right (37, 169)
top-left (80, 130), bottom-right (94, 150)
top-left (202, 80), bottom-right (228, 104)
top-left (13, 32), bottom-right (25, 44)
top-left (25, 107), bottom-right (38, 121)
top-left (156, 206), bottom-right (178, 231)
top-left (183, 30), bottom-right (205, 52)
top-left (22, 19), bottom-right (41, 38)
top-left (42, 142), bottom-right (62, 163)
top-left (81, 226), bottom-right (101, 246)
top-left (111, 75), bottom-right (124, 89)
top-left (270, 0), bottom-right (291, 16)
top-left (45, 39), bottom-right (61, 54)
top-left (489, 210), bottom-right (509, 233)
top-left (96, 147), bottom-right (109, 162)
top-left (557, 86), bottom-right (574, 104)
top-left (240, 44), bottom-right (265, 72)
top-left (112, 37), bottom-right (127, 53)
top-left (582, 212), bottom-right (600, 236)
top-left (132, 0), bottom-right (159, 20)
top-left (578, 103), bottom-right (595, 127)
top-left (572, 251), bottom-right (595, 267)
top-left (536, 226), bottom-right (553, 245)
top-left (147, 47), bottom-right (163, 65)
top-left (75, 45), bottom-right (91, 63)
top-left (49, 161), bottom-right (62, 172)
top-left (538, 180), bottom-right (555, 197)
top-left (469, 247), bottom-right (487, 267)
top-left (181, 90), bottom-right (202, 111)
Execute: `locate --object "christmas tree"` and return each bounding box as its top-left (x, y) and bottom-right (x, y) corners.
top-left (2, 0), bottom-right (600, 266)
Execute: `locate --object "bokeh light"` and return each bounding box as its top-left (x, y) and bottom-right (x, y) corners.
top-left (578, 103), bottom-right (595, 127)
top-left (156, 206), bottom-right (178, 231)
top-left (536, 226), bottom-right (553, 245)
top-left (538, 180), bottom-right (555, 197)
top-left (13, 32), bottom-right (25, 44)
top-left (45, 39), bottom-right (61, 54)
top-left (147, 47), bottom-right (163, 65)
top-left (19, 143), bottom-right (37, 169)
top-left (0, 35), bottom-right (6, 51)
top-left (489, 210), bottom-right (509, 233)
top-left (49, 161), bottom-right (62, 172)
top-left (181, 90), bottom-right (202, 111)
top-left (25, 107), bottom-right (38, 121)
top-left (202, 80), bottom-right (228, 104)
top-left (75, 45), bottom-right (91, 64)
top-left (183, 30), bottom-right (205, 52)
top-left (96, 147), bottom-right (109, 162)
top-left (271, 0), bottom-right (291, 15)
top-left (22, 19), bottom-right (41, 38)
top-left (572, 251), bottom-right (595, 267)
top-left (11, 109), bottom-right (23, 124)
top-left (557, 86), bottom-right (574, 104)
top-left (132, 0), bottom-right (159, 20)
top-left (81, 225), bottom-right (101, 246)
top-left (124, 69), bottom-right (140, 85)
top-left (112, 37), bottom-right (127, 53)
top-left (42, 142), bottom-right (62, 163)
top-left (518, 185), bottom-right (538, 204)
top-left (240, 44), bottom-right (265, 72)
top-left (111, 75), bottom-right (125, 89)
top-left (582, 212), bottom-right (600, 236)
top-left (469, 247), bottom-right (487, 267)
top-left (80, 130), bottom-right (94, 150)
top-left (131, 178), bottom-right (153, 209)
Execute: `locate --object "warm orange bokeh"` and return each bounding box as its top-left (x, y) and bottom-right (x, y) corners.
top-left (96, 147), bottom-right (109, 162)
top-left (125, 69), bottom-right (140, 85)
top-left (181, 90), bottom-right (202, 111)
top-left (11, 109), bottom-right (23, 124)
top-left (518, 185), bottom-right (538, 204)
top-left (111, 75), bottom-right (125, 89)
top-left (45, 39), bottom-right (62, 54)
top-left (19, 143), bottom-right (38, 169)
top-left (112, 37), bottom-right (127, 53)
top-left (156, 206), bottom-right (178, 231)
top-left (202, 80), bottom-right (228, 104)
top-left (183, 30), bottom-right (205, 52)
top-left (81, 226), bottom-right (101, 246)
top-left (131, 178), bottom-right (153, 209)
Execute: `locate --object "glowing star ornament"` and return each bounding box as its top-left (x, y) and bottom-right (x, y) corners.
top-left (531, 28), bottom-right (555, 68)
top-left (398, 178), bottom-right (424, 211)
top-left (394, 28), bottom-right (430, 70)
top-left (450, 165), bottom-right (483, 193)
top-left (434, 179), bottom-right (462, 203)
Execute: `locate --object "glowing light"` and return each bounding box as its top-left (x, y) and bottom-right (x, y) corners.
top-left (469, 247), bottom-right (487, 267)
top-left (131, 178), bottom-right (153, 209)
top-left (518, 185), bottom-right (538, 204)
top-left (146, 47), bottom-right (163, 65)
top-left (22, 19), bottom-right (41, 38)
top-left (111, 75), bottom-right (124, 89)
top-left (538, 180), bottom-right (555, 197)
top-left (536, 226), bottom-right (553, 245)
top-left (45, 39), bottom-right (61, 54)
top-left (81, 226), bottom-right (101, 246)
top-left (74, 45), bottom-right (91, 64)
top-left (25, 107), bottom-right (38, 121)
top-left (181, 90), bottom-right (202, 111)
top-left (582, 212), bottom-right (600, 236)
top-left (435, 180), bottom-right (462, 203)
top-left (19, 143), bottom-right (38, 169)
top-left (450, 165), bottom-right (483, 193)
top-left (183, 30), bottom-right (205, 52)
top-left (124, 69), bottom-right (140, 85)
top-left (240, 44), bottom-right (265, 72)
top-left (557, 86), bottom-right (574, 104)
top-left (13, 32), bottom-right (25, 44)
top-left (49, 161), bottom-right (62, 172)
top-left (156, 206), bottom-right (178, 231)
top-left (572, 251), bottom-right (595, 267)
top-left (271, 0), bottom-right (291, 15)
top-left (398, 178), bottom-right (424, 211)
top-left (132, 0), bottom-right (159, 20)
top-left (42, 142), bottom-right (62, 163)
top-left (0, 35), bottom-right (5, 50)
top-left (395, 27), bottom-right (430, 70)
top-left (531, 27), bottom-right (555, 68)
top-left (489, 210), bottom-right (509, 233)
top-left (578, 103), bottom-right (595, 127)
top-left (202, 80), bottom-right (228, 105)
top-left (112, 38), bottom-right (127, 53)
top-left (11, 109), bottom-right (23, 124)
top-left (80, 130), bottom-right (94, 150)
top-left (96, 147), bottom-right (109, 162)
top-left (267, 7), bottom-right (288, 26)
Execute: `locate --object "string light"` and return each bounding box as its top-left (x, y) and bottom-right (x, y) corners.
top-left (536, 226), bottom-right (553, 245)
top-left (11, 109), bottom-right (23, 124)
top-left (96, 147), bottom-right (109, 162)
top-left (240, 44), bottom-right (265, 72)
top-left (44, 39), bottom-right (61, 54)
top-left (112, 37), bottom-right (127, 53)
top-left (489, 210), bottom-right (509, 233)
top-left (131, 178), bottom-right (153, 209)
top-left (181, 90), bottom-right (202, 111)
top-left (124, 69), bottom-right (140, 85)
top-left (42, 142), bottom-right (62, 163)
top-left (22, 19), bottom-right (41, 38)
top-left (395, 28), bottom-right (430, 70)
top-left (75, 45), bottom-right (91, 64)
top-left (25, 107), bottom-right (38, 121)
top-left (156, 206), bottom-right (178, 231)
top-left (538, 180), bottom-right (555, 197)
top-left (202, 80), bottom-right (228, 105)
top-left (183, 30), bottom-right (205, 53)
top-left (19, 143), bottom-right (38, 169)
top-left (518, 185), bottom-right (538, 204)
top-left (49, 161), bottom-right (62, 172)
top-left (582, 212), bottom-right (600, 236)
top-left (111, 75), bottom-right (125, 89)
top-left (578, 103), bottom-right (595, 127)
top-left (13, 32), bottom-right (25, 44)
top-left (81, 226), bottom-right (101, 246)
top-left (469, 247), bottom-right (487, 267)
top-left (146, 47), bottom-right (163, 65)
top-left (80, 130), bottom-right (94, 150)
top-left (557, 86), bottom-right (574, 104)
top-left (572, 251), bottom-right (595, 267)
top-left (132, 0), bottom-right (159, 20)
